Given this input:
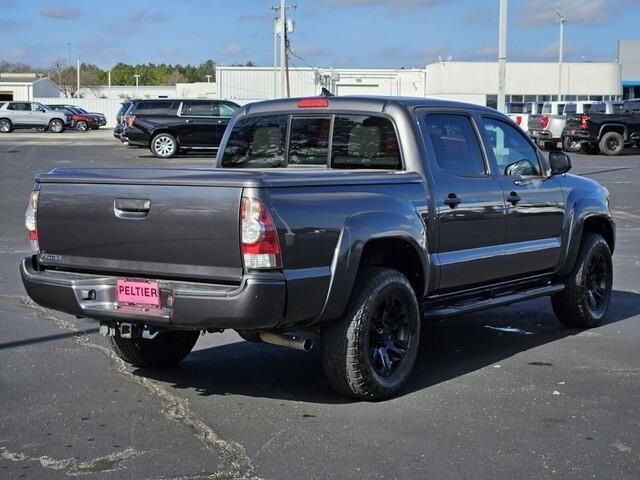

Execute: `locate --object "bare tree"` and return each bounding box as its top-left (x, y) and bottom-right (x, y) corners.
top-left (48, 59), bottom-right (76, 98)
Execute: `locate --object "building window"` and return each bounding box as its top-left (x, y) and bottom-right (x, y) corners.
top-left (486, 95), bottom-right (497, 110)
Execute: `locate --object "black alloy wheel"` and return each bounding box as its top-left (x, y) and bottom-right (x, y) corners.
top-left (369, 293), bottom-right (412, 378)
top-left (552, 233), bottom-right (612, 328)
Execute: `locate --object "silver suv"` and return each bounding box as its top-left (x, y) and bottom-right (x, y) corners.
top-left (0, 102), bottom-right (68, 133)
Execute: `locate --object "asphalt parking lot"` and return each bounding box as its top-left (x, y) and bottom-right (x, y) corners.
top-left (1, 130), bottom-right (639, 479)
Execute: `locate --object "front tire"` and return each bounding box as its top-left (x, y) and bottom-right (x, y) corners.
top-left (76, 120), bottom-right (88, 131)
top-left (321, 267), bottom-right (421, 401)
top-left (151, 133), bottom-right (178, 158)
top-left (109, 329), bottom-right (200, 368)
top-left (552, 233), bottom-right (613, 328)
top-left (0, 118), bottom-right (13, 133)
top-left (48, 119), bottom-right (64, 133)
top-left (599, 131), bottom-right (624, 156)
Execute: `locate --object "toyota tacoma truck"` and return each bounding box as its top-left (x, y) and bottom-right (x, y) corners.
top-left (21, 97), bottom-right (615, 400)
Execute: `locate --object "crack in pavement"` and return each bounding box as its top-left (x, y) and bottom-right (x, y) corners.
top-left (0, 445), bottom-right (142, 476)
top-left (13, 295), bottom-right (262, 480)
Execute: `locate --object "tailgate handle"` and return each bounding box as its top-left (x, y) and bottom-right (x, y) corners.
top-left (114, 198), bottom-right (151, 219)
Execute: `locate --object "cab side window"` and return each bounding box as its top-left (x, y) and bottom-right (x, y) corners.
top-left (482, 117), bottom-right (541, 177)
top-left (422, 114), bottom-right (487, 177)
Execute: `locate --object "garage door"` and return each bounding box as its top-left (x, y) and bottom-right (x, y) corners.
top-left (0, 92), bottom-right (14, 101)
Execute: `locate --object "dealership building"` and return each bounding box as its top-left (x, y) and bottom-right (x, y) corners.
top-left (3, 40), bottom-right (638, 127)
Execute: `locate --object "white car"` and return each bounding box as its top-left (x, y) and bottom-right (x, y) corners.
top-left (0, 101), bottom-right (68, 133)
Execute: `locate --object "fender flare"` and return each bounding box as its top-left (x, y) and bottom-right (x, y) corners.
top-left (313, 210), bottom-right (428, 323)
top-left (558, 200), bottom-right (614, 276)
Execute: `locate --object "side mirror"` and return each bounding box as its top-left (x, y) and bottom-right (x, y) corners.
top-left (549, 151), bottom-right (572, 175)
top-left (39, 108), bottom-right (46, 112)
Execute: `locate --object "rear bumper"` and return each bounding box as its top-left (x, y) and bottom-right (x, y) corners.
top-left (561, 127), bottom-right (593, 141)
top-left (20, 257), bottom-right (286, 330)
top-left (530, 129), bottom-right (554, 140)
top-left (125, 127), bottom-right (149, 147)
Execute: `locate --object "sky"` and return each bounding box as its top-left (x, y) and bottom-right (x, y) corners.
top-left (1, 0), bottom-right (639, 70)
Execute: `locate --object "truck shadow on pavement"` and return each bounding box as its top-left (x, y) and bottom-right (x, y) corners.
top-left (135, 290), bottom-right (640, 404)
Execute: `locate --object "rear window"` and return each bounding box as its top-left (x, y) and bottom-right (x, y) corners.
top-left (506, 103), bottom-right (525, 114)
top-left (612, 103), bottom-right (624, 113)
top-left (564, 104), bottom-right (576, 114)
top-left (133, 101), bottom-right (174, 115)
top-left (221, 114), bottom-right (401, 169)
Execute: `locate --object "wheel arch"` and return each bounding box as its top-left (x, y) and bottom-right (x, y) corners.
top-left (599, 124), bottom-right (627, 140)
top-left (559, 212), bottom-right (615, 276)
top-left (314, 210), bottom-right (429, 324)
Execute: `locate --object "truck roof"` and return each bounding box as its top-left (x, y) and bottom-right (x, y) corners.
top-left (242, 95), bottom-right (499, 116)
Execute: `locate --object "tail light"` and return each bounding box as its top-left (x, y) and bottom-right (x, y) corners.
top-left (25, 190), bottom-right (39, 253)
top-left (580, 114), bottom-right (589, 128)
top-left (240, 196), bottom-right (281, 269)
top-left (126, 115), bottom-right (136, 127)
top-left (540, 116), bottom-right (550, 129)
top-left (516, 115), bottom-right (522, 125)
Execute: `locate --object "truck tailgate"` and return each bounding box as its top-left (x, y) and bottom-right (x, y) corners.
top-left (36, 182), bottom-right (243, 283)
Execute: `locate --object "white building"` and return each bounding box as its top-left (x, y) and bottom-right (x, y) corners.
top-left (0, 73), bottom-right (60, 101)
top-left (424, 61), bottom-right (622, 108)
top-left (216, 66), bottom-right (427, 104)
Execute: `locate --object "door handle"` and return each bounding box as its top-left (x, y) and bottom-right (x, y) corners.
top-left (443, 193), bottom-right (461, 208)
top-left (506, 191), bottom-right (521, 205)
top-left (114, 198), bottom-right (151, 219)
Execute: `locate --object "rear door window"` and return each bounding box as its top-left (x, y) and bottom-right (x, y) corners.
top-left (8, 102), bottom-right (30, 111)
top-left (182, 101), bottom-right (217, 117)
top-left (421, 114), bottom-right (487, 177)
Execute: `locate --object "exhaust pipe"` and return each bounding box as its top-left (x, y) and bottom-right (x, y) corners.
top-left (259, 332), bottom-right (313, 352)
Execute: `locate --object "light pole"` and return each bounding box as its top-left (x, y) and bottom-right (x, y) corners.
top-left (497, 0), bottom-right (508, 112)
top-left (134, 74), bottom-right (140, 98)
top-left (556, 9), bottom-right (566, 101)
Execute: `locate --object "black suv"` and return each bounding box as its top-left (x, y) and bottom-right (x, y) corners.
top-left (124, 99), bottom-right (240, 158)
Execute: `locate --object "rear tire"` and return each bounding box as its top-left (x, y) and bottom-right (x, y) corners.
top-left (321, 267), bottom-right (420, 401)
top-left (109, 329), bottom-right (200, 368)
top-left (151, 133), bottom-right (178, 158)
top-left (598, 131), bottom-right (624, 156)
top-left (563, 137), bottom-right (582, 153)
top-left (0, 118), bottom-right (13, 133)
top-left (552, 233), bottom-right (612, 328)
top-left (48, 119), bottom-right (64, 133)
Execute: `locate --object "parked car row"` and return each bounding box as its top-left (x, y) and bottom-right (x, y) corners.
top-left (506, 99), bottom-right (640, 156)
top-left (113, 98), bottom-right (240, 158)
top-left (0, 101), bottom-right (107, 134)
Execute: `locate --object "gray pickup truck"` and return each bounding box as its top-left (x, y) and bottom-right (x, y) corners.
top-left (21, 97), bottom-right (615, 400)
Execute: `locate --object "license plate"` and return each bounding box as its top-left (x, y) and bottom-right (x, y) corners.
top-left (116, 279), bottom-right (160, 308)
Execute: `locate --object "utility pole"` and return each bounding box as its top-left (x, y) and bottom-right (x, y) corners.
top-left (556, 10), bottom-right (566, 102)
top-left (271, 1), bottom-right (296, 98)
top-left (497, 0), bottom-right (508, 113)
top-left (76, 57), bottom-right (80, 98)
top-left (134, 74), bottom-right (140, 98)
top-left (272, 14), bottom-right (279, 98)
